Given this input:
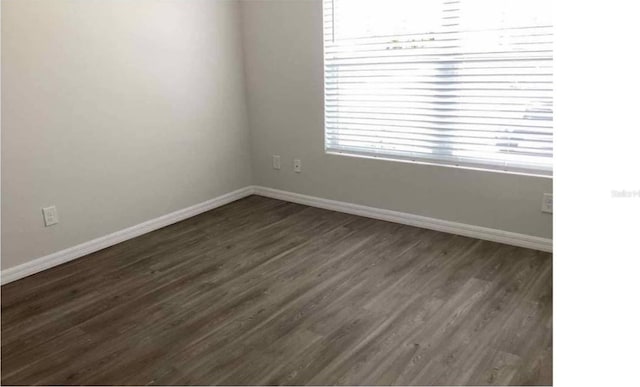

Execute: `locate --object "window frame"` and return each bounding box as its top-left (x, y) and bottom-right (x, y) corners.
top-left (321, 0), bottom-right (553, 177)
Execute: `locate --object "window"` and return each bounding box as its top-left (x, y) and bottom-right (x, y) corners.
top-left (323, 0), bottom-right (553, 175)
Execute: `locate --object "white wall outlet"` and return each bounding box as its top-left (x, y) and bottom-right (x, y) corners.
top-left (272, 155), bottom-right (281, 170)
top-left (293, 158), bottom-right (302, 173)
top-left (42, 206), bottom-right (59, 226)
top-left (541, 193), bottom-right (553, 213)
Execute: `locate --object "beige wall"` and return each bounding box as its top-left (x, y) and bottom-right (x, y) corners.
top-left (1, 0), bottom-right (553, 272)
top-left (240, 0), bottom-right (552, 239)
top-left (1, 0), bottom-right (252, 269)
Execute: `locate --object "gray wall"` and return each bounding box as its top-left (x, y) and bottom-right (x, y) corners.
top-left (1, 0), bottom-right (552, 272)
top-left (1, 0), bottom-right (252, 269)
top-left (240, 0), bottom-right (552, 238)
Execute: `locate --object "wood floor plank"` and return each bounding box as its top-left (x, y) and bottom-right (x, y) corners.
top-left (1, 195), bottom-right (552, 385)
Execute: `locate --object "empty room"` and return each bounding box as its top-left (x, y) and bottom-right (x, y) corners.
top-left (1, 0), bottom-right (638, 386)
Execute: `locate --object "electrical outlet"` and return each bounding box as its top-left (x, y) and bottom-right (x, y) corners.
top-left (42, 206), bottom-right (59, 226)
top-left (272, 155), bottom-right (281, 170)
top-left (294, 159), bottom-right (302, 173)
top-left (541, 193), bottom-right (553, 213)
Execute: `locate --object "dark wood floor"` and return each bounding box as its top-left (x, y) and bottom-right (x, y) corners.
top-left (1, 195), bottom-right (552, 386)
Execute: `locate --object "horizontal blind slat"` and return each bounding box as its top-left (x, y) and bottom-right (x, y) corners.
top-left (326, 89), bottom-right (553, 97)
top-left (325, 122), bottom-right (552, 136)
top-left (324, 32), bottom-right (553, 52)
top-left (328, 140), bottom-right (552, 160)
top-left (326, 129), bottom-right (552, 144)
top-left (326, 135), bottom-right (552, 155)
top-left (326, 119), bottom-right (552, 135)
top-left (325, 101), bottom-right (551, 111)
top-left (326, 108), bottom-right (552, 121)
top-left (327, 98), bottom-right (551, 107)
top-left (328, 113), bottom-right (551, 127)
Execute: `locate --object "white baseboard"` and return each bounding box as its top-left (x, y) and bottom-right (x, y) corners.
top-left (1, 184), bottom-right (551, 285)
top-left (0, 186), bottom-right (255, 285)
top-left (253, 186), bottom-right (552, 253)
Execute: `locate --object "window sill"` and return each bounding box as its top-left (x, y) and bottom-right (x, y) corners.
top-left (325, 150), bottom-right (553, 179)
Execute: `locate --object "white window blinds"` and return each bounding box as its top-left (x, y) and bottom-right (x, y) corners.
top-left (323, 0), bottom-right (553, 175)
